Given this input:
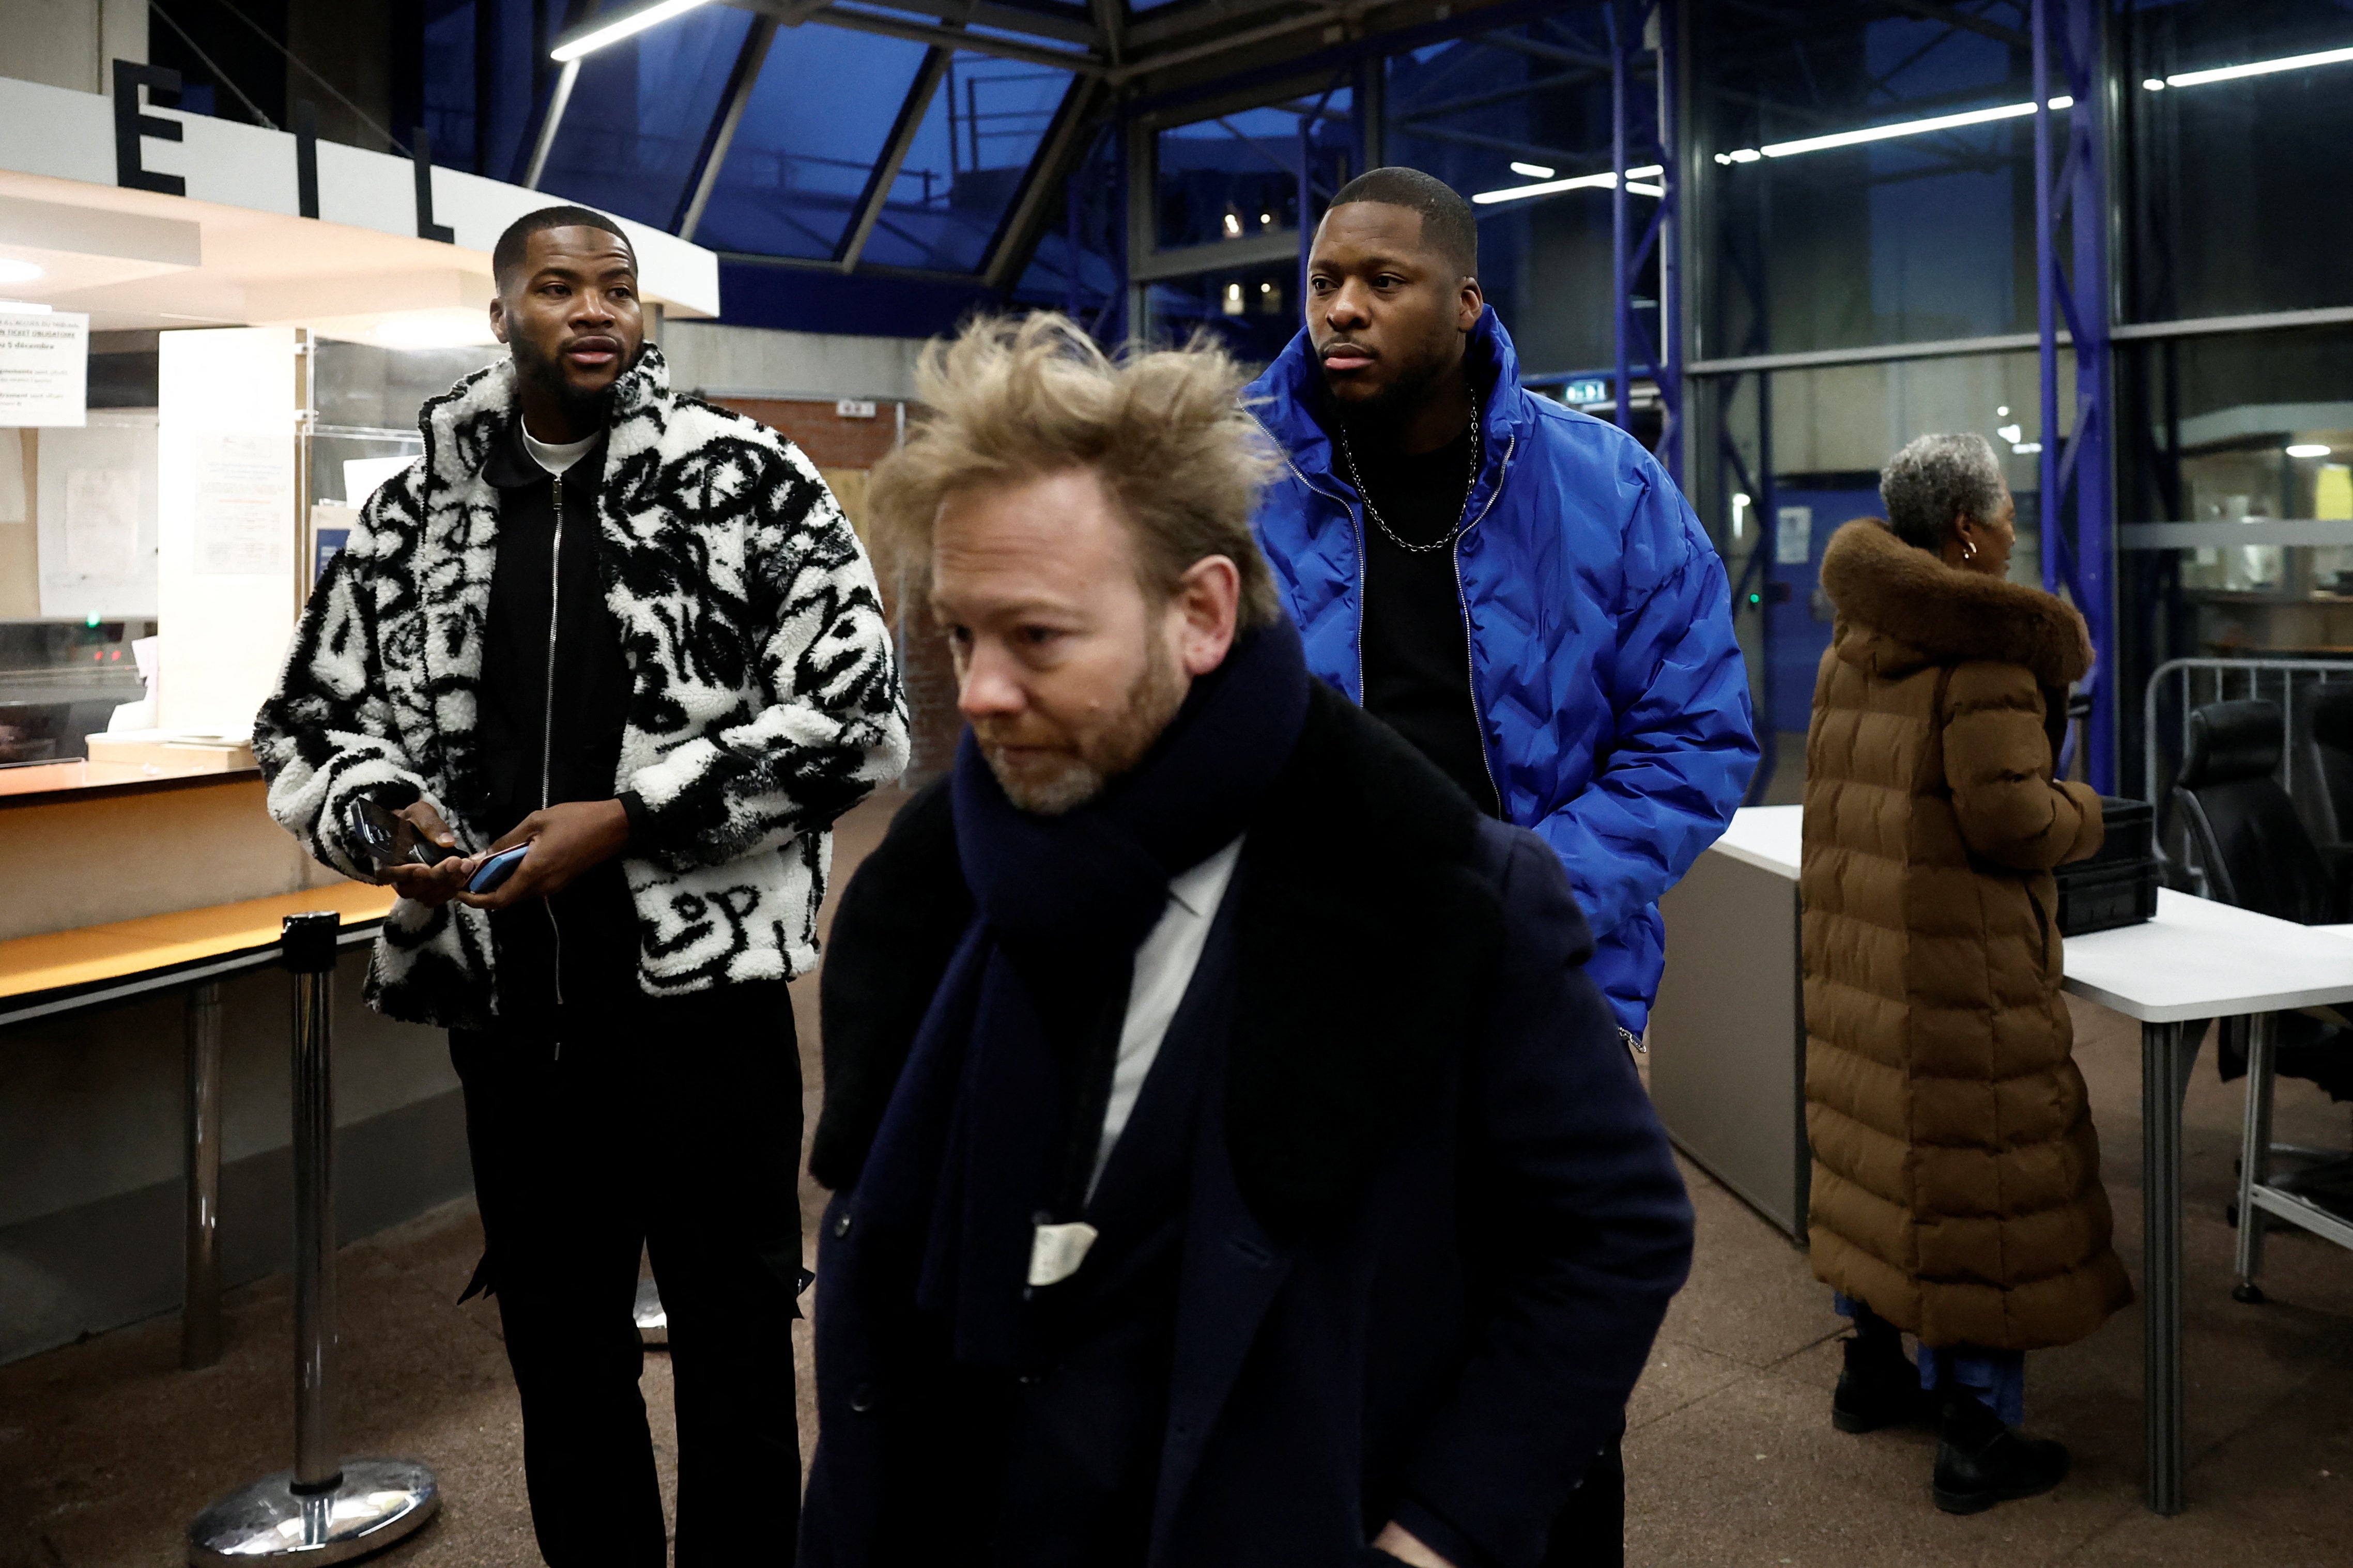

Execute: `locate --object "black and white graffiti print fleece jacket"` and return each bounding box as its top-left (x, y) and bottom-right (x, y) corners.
top-left (253, 346), bottom-right (910, 1030)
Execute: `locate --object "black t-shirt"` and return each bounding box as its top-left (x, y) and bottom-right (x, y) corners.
top-left (1345, 424), bottom-right (1501, 817)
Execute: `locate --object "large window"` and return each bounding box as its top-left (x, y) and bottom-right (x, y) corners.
top-left (1696, 3), bottom-right (2043, 358)
top-left (859, 53), bottom-right (1076, 274)
top-left (696, 29), bottom-right (937, 261)
top-left (538, 5), bottom-right (756, 231)
top-left (2123, 2), bottom-right (2353, 322)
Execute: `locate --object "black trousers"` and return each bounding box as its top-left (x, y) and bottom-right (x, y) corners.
top-left (451, 982), bottom-right (804, 1567)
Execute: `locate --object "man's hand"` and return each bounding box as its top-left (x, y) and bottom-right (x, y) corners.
top-left (383, 801), bottom-right (473, 908)
top-left (1372, 1524), bottom-right (1457, 1568)
top-left (455, 799), bottom-right (632, 912)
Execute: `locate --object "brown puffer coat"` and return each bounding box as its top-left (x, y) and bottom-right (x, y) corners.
top-left (1802, 518), bottom-right (2132, 1352)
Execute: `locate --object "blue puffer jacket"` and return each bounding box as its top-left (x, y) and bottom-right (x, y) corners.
top-left (1245, 309), bottom-right (1758, 1033)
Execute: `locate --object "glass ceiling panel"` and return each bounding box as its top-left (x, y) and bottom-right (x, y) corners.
top-left (538, 3), bottom-right (753, 229)
top-left (698, 27), bottom-right (934, 261)
top-left (859, 51), bottom-right (1075, 274)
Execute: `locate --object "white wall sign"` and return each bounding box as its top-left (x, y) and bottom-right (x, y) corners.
top-left (0, 311), bottom-right (89, 427)
top-left (1776, 505), bottom-right (1814, 566)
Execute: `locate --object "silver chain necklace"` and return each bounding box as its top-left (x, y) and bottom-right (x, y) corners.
top-left (1335, 399), bottom-right (1481, 556)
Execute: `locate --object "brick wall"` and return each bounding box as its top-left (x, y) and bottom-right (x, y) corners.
top-left (716, 397), bottom-right (902, 469)
top-left (721, 396), bottom-right (963, 786)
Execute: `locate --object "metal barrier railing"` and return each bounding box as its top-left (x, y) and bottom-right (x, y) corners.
top-left (2142, 658), bottom-right (2353, 813)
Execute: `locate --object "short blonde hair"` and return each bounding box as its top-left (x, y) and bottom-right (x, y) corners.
top-left (868, 313), bottom-right (1284, 629)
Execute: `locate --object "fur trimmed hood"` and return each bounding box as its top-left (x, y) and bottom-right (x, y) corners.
top-left (1820, 517), bottom-right (2092, 688)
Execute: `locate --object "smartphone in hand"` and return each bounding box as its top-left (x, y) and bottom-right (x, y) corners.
top-left (466, 844), bottom-right (531, 894)
top-left (345, 798), bottom-right (457, 874)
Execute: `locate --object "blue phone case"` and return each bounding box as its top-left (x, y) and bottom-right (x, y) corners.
top-left (467, 845), bottom-right (530, 894)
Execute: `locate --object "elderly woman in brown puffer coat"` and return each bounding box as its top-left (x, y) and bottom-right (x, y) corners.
top-left (1802, 431), bottom-right (2132, 1516)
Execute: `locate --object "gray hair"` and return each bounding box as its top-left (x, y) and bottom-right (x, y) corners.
top-left (1879, 432), bottom-right (2008, 553)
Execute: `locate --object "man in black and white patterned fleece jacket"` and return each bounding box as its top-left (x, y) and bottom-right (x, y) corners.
top-left (253, 204), bottom-right (908, 1566)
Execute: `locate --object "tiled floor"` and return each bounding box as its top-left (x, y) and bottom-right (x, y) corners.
top-left (4, 789), bottom-right (2349, 1565)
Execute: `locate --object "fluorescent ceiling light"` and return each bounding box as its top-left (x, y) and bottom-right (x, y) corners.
top-left (0, 299), bottom-right (51, 313)
top-left (1510, 161), bottom-right (1556, 178)
top-left (551, 0), bottom-right (711, 61)
top-left (2287, 444), bottom-right (2333, 458)
top-left (2162, 45), bottom-right (2353, 89)
top-left (1471, 164), bottom-right (1662, 206)
top-left (0, 259), bottom-right (43, 285)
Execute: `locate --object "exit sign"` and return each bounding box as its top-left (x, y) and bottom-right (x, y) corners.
top-left (1564, 378), bottom-right (1608, 406)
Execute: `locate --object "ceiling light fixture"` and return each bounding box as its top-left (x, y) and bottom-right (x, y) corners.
top-left (551, 0), bottom-right (712, 61)
top-left (1471, 164), bottom-right (1663, 206)
top-left (2287, 444), bottom-right (2333, 459)
top-left (1712, 96), bottom-right (2073, 164)
top-left (0, 259), bottom-right (44, 285)
top-left (1510, 161), bottom-right (1555, 178)
top-left (2160, 44), bottom-right (2353, 89)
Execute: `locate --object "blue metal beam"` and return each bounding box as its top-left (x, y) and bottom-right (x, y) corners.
top-left (1609, 0), bottom-right (1681, 485)
top-left (2033, 0), bottom-right (2116, 791)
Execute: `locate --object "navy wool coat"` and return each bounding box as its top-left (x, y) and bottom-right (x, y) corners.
top-left (802, 684), bottom-right (1695, 1568)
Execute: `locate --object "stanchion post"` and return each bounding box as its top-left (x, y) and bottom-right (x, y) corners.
top-left (183, 981), bottom-right (224, 1370)
top-left (186, 911), bottom-right (438, 1565)
top-left (285, 912), bottom-right (341, 1493)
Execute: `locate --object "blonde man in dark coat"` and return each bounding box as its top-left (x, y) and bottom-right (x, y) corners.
top-left (1801, 432), bottom-right (2132, 1515)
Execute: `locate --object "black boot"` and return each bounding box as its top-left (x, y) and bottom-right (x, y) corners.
top-left (1832, 1331), bottom-right (1936, 1433)
top-left (1931, 1392), bottom-right (2069, 1514)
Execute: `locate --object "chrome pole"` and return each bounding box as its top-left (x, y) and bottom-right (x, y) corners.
top-left (288, 921), bottom-right (339, 1493)
top-left (183, 982), bottom-right (224, 1370)
top-left (188, 912), bottom-right (438, 1565)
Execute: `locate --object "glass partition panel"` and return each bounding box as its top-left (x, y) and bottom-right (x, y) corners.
top-left (860, 52), bottom-right (1076, 274)
top-left (2116, 325), bottom-right (2353, 796)
top-left (538, 2), bottom-right (755, 230)
top-left (2122, 3), bottom-right (2353, 322)
top-left (698, 27), bottom-right (934, 260)
top-left (1695, 3), bottom-right (2046, 359)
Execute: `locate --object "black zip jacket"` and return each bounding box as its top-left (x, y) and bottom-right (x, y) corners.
top-left (478, 420), bottom-right (639, 1026)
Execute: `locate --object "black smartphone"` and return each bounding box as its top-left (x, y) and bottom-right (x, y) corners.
top-left (345, 798), bottom-right (458, 873)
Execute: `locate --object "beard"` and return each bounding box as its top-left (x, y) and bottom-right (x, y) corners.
top-left (511, 333), bottom-right (622, 432)
top-left (976, 637), bottom-right (1188, 816)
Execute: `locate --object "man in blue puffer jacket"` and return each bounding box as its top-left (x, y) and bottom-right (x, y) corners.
top-left (1247, 166), bottom-right (1757, 1045)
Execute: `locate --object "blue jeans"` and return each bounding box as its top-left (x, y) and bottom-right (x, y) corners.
top-left (1834, 1292), bottom-right (2025, 1426)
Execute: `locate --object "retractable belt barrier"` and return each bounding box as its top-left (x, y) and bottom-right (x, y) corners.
top-left (187, 911), bottom-right (440, 1566)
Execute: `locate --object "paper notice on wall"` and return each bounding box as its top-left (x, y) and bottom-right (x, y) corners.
top-left (193, 433), bottom-right (294, 575)
top-left (65, 468), bottom-right (140, 578)
top-left (1775, 505), bottom-right (1814, 566)
top-left (0, 311), bottom-right (88, 426)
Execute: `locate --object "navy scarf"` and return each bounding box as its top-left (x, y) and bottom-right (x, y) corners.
top-left (920, 619), bottom-right (1310, 1368)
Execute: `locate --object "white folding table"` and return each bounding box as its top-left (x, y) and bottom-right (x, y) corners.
top-left (1657, 810), bottom-right (2353, 1515)
top-left (2059, 890), bottom-right (2353, 1514)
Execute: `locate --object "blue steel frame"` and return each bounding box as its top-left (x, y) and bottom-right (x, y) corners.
top-left (2034, 0), bottom-right (2117, 792)
top-left (1609, 0), bottom-right (1682, 485)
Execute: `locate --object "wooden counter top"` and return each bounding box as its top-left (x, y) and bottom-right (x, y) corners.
top-left (0, 880), bottom-right (396, 1005)
top-left (0, 759), bottom-right (264, 808)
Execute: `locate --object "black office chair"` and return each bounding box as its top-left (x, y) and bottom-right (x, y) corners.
top-left (2173, 700), bottom-right (2353, 1300)
top-left (2174, 699), bottom-right (2346, 926)
top-left (2306, 684), bottom-right (2353, 852)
